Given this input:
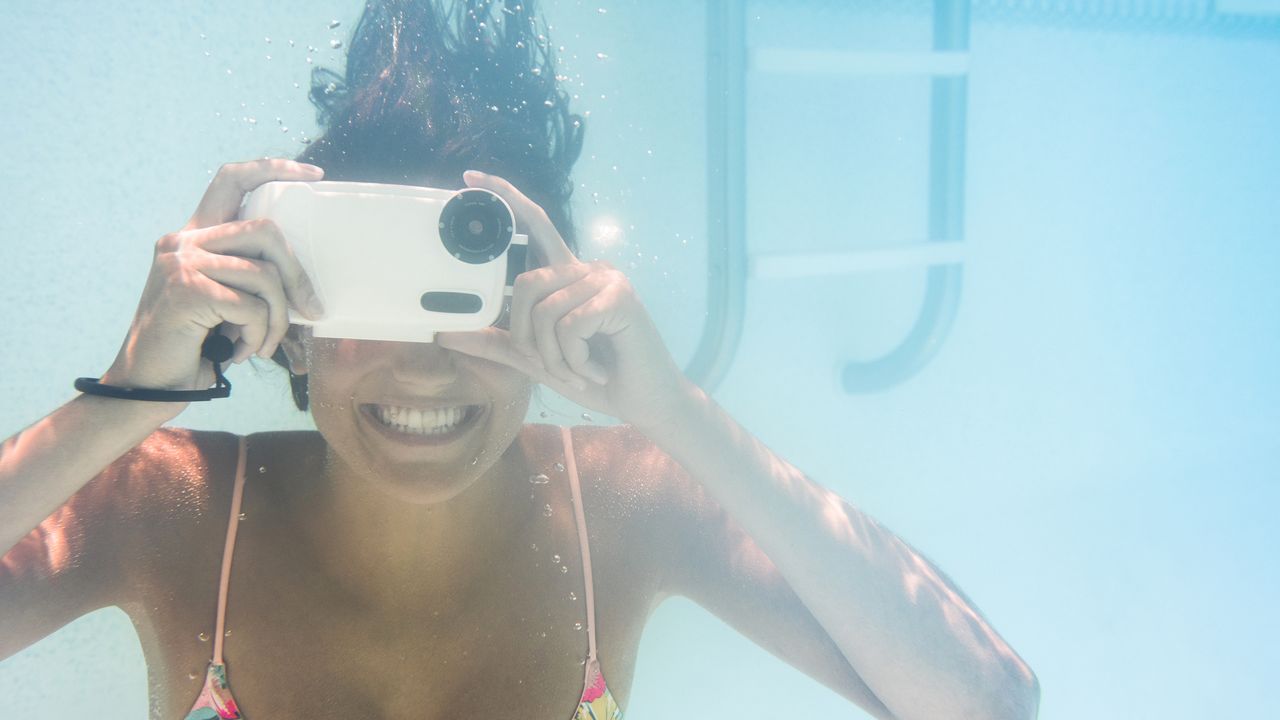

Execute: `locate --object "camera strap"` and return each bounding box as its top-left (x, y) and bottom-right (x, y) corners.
top-left (74, 333), bottom-right (234, 402)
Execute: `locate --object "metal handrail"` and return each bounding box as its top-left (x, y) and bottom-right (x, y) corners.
top-left (842, 0), bottom-right (969, 393)
top-left (688, 0), bottom-right (971, 395)
top-left (684, 0), bottom-right (747, 394)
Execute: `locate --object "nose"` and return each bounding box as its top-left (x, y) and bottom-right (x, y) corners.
top-left (386, 339), bottom-right (461, 390)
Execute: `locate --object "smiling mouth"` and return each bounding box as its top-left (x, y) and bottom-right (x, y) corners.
top-left (361, 403), bottom-right (484, 441)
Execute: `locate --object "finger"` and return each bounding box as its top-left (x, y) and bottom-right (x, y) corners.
top-left (187, 158), bottom-right (323, 231)
top-left (556, 291), bottom-right (613, 386)
top-left (197, 253), bottom-right (290, 360)
top-left (435, 328), bottom-right (544, 378)
top-left (530, 274), bottom-right (609, 390)
top-left (187, 273), bottom-right (272, 364)
top-left (509, 264), bottom-right (592, 360)
top-left (191, 218), bottom-right (324, 320)
top-left (462, 170), bottom-right (577, 267)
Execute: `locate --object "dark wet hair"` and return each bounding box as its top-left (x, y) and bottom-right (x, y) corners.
top-left (272, 0), bottom-right (585, 411)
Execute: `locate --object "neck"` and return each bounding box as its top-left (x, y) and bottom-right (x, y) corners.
top-left (293, 438), bottom-right (538, 614)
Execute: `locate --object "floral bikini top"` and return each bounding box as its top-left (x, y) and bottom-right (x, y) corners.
top-left (185, 425), bottom-right (624, 719)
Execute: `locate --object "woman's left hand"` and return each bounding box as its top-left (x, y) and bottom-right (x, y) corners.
top-left (435, 170), bottom-right (692, 430)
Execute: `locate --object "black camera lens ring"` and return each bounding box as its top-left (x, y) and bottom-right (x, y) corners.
top-left (438, 189), bottom-right (515, 264)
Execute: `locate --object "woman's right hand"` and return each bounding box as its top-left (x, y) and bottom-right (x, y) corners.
top-left (99, 159), bottom-right (326, 399)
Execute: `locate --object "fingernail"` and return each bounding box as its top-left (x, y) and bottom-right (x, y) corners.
top-left (306, 294), bottom-right (325, 318)
top-left (302, 163), bottom-right (324, 176)
top-left (464, 169), bottom-right (486, 178)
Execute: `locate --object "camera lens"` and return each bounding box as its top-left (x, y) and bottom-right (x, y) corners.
top-left (438, 189), bottom-right (514, 264)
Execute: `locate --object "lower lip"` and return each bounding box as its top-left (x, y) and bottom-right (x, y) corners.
top-left (360, 405), bottom-right (484, 447)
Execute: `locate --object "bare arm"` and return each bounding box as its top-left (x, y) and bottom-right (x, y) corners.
top-left (2, 158), bottom-right (324, 557)
top-left (641, 383), bottom-right (1040, 720)
top-left (0, 395), bottom-right (178, 557)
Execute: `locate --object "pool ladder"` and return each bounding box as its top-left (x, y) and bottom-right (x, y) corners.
top-left (688, 0), bottom-right (971, 395)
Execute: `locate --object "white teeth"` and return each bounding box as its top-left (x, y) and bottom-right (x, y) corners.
top-left (374, 405), bottom-right (469, 436)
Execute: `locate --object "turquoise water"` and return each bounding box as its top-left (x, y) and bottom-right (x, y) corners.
top-left (1, 1), bottom-right (1278, 717)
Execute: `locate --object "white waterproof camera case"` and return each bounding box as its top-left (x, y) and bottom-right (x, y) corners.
top-left (239, 181), bottom-right (528, 343)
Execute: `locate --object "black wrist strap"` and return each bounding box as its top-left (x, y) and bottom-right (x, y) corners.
top-left (75, 334), bottom-right (235, 402)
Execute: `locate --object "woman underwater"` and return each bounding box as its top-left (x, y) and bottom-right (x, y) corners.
top-left (0, 1), bottom-right (1038, 718)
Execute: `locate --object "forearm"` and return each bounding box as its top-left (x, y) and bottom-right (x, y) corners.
top-left (0, 393), bottom-right (179, 556)
top-left (638, 381), bottom-right (1039, 720)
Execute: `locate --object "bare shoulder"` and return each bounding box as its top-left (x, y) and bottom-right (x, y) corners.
top-left (552, 423), bottom-right (678, 525)
top-left (96, 428), bottom-right (244, 589)
top-left (540, 424), bottom-right (697, 572)
top-left (0, 427), bottom-right (240, 660)
top-left (3, 427), bottom-right (240, 579)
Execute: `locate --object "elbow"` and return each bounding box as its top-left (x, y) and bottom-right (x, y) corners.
top-left (947, 662), bottom-right (1041, 720)
top-left (987, 663), bottom-right (1040, 720)
top-left (1020, 668), bottom-right (1042, 720)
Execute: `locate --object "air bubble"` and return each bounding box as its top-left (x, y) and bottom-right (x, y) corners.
top-left (554, 462), bottom-right (565, 473)
top-left (543, 504), bottom-right (553, 517)
top-left (238, 512), bottom-right (246, 521)
top-left (330, 39), bottom-right (343, 49)
top-left (224, 629), bottom-right (232, 637)
top-left (581, 412), bottom-right (593, 422)
top-left (598, 7), bottom-right (607, 13)
top-left (529, 473), bottom-right (550, 485)
top-left (329, 20), bottom-right (341, 29)
top-left (569, 591), bottom-right (578, 601)
top-left (540, 411), bottom-right (549, 418)
top-left (560, 565), bottom-right (569, 573)
top-left (531, 543), bottom-right (539, 551)
top-left (198, 632), bottom-right (209, 642)
top-left (188, 672), bottom-right (198, 681)
top-left (258, 465), bottom-right (267, 474)
top-left (596, 52), bottom-right (608, 60)
top-left (552, 553), bottom-right (561, 563)
top-left (575, 622), bottom-right (584, 630)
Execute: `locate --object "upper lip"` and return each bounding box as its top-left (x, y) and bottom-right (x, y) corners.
top-left (363, 400), bottom-right (484, 412)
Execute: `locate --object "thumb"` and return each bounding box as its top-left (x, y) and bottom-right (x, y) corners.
top-left (436, 328), bottom-right (541, 376)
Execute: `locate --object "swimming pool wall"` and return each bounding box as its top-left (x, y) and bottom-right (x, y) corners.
top-left (1, 1), bottom-right (1278, 717)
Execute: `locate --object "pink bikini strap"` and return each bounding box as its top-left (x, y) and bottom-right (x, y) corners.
top-left (212, 435), bottom-right (248, 666)
top-left (561, 426), bottom-right (600, 684)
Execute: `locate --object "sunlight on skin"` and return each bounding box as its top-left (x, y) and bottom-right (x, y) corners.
top-left (818, 482), bottom-right (1036, 717)
top-left (639, 383), bottom-right (1039, 720)
top-left (2, 505), bottom-right (77, 577)
top-left (2, 428), bottom-right (206, 580)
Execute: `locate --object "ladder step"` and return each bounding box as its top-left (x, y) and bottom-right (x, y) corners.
top-left (749, 49), bottom-right (969, 77)
top-left (750, 242), bottom-right (966, 280)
